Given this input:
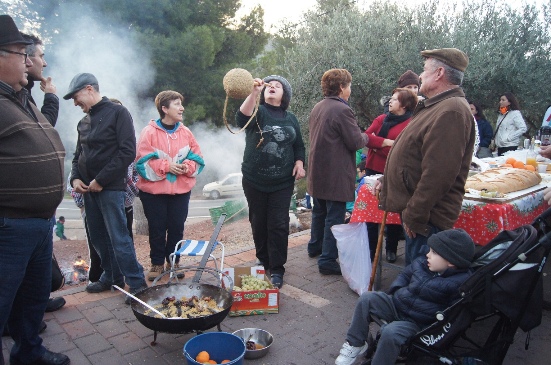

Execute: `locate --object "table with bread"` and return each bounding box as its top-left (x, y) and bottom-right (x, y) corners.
top-left (351, 165), bottom-right (548, 246)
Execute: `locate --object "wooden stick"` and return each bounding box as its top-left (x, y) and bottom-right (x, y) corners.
top-left (369, 211), bottom-right (387, 291)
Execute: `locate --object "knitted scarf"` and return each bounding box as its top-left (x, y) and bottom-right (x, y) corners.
top-left (377, 111), bottom-right (412, 138)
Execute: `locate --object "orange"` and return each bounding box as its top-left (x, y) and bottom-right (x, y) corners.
top-left (501, 164), bottom-right (513, 167)
top-left (221, 361), bottom-right (231, 364)
top-left (505, 157), bottom-right (517, 165)
top-left (513, 161), bottom-right (525, 169)
top-left (525, 165), bottom-right (536, 171)
top-left (196, 351), bottom-right (210, 363)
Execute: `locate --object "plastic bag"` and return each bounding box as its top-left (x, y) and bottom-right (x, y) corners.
top-left (332, 222), bottom-right (371, 295)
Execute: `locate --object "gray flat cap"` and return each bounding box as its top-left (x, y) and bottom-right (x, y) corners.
top-left (63, 73), bottom-right (98, 100)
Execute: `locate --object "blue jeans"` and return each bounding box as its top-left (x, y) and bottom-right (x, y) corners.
top-left (346, 291), bottom-right (420, 365)
top-left (308, 198), bottom-right (346, 271)
top-left (83, 191), bottom-right (145, 290)
top-left (139, 191), bottom-right (190, 265)
top-left (403, 220), bottom-right (441, 265)
top-left (0, 217), bottom-right (53, 364)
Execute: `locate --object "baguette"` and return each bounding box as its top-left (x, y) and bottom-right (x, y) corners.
top-left (465, 167), bottom-right (542, 194)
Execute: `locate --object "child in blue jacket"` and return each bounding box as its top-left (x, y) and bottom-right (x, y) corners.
top-left (336, 229), bottom-right (475, 365)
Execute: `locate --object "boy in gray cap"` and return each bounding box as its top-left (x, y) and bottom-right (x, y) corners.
top-left (336, 228), bottom-right (475, 365)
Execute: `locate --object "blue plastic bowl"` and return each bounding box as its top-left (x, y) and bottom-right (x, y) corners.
top-left (183, 332), bottom-right (246, 365)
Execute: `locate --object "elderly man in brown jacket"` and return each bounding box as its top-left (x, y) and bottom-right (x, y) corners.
top-left (378, 48), bottom-right (476, 265)
top-left (307, 69), bottom-right (368, 275)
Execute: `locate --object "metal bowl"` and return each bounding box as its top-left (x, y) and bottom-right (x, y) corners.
top-left (232, 328), bottom-right (273, 359)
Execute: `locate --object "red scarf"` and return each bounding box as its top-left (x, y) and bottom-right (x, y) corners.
top-left (499, 106), bottom-right (509, 115)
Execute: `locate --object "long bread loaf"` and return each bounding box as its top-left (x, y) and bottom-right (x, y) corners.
top-left (465, 167), bottom-right (542, 194)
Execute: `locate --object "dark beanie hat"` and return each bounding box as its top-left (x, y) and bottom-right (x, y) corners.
top-left (397, 70), bottom-right (420, 88)
top-left (427, 229), bottom-right (475, 269)
top-left (263, 75), bottom-right (292, 100)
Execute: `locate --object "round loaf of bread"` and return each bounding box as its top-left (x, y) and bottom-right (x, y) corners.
top-left (465, 167), bottom-right (542, 194)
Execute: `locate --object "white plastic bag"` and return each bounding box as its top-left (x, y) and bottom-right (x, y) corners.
top-left (332, 222), bottom-right (372, 295)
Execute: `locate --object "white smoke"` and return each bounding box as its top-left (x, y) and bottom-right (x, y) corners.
top-left (188, 123), bottom-right (245, 189)
top-left (25, 3), bottom-right (246, 190)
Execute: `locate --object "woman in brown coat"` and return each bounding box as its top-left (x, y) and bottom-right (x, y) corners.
top-left (307, 69), bottom-right (368, 275)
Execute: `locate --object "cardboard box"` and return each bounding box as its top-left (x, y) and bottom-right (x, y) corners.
top-left (222, 266), bottom-right (279, 316)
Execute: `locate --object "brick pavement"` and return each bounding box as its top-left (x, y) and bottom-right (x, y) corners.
top-left (3, 230), bottom-right (551, 365)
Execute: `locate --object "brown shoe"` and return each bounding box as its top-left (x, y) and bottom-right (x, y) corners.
top-left (147, 265), bottom-right (164, 281)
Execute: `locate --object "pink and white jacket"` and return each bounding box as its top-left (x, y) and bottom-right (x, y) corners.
top-left (136, 119), bottom-right (204, 195)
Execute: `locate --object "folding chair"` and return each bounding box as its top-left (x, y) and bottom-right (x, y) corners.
top-left (168, 239), bottom-right (225, 279)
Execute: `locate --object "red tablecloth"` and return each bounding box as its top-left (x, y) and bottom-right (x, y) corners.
top-left (350, 183), bottom-right (548, 245)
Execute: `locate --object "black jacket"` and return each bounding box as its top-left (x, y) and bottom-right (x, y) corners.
top-left (71, 97), bottom-right (136, 191)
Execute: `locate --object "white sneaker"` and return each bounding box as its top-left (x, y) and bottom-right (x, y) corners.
top-left (335, 341), bottom-right (368, 365)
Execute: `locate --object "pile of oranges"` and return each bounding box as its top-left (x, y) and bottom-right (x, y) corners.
top-left (195, 350), bottom-right (231, 364)
top-left (500, 157), bottom-right (536, 171)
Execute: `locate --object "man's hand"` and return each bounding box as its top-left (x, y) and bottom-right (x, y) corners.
top-left (373, 179), bottom-right (382, 197)
top-left (88, 179), bottom-right (103, 193)
top-left (403, 222), bottom-right (417, 238)
top-left (40, 76), bottom-right (56, 94)
top-left (540, 145), bottom-right (551, 159)
top-left (72, 179), bottom-right (89, 194)
top-left (544, 187), bottom-right (551, 205)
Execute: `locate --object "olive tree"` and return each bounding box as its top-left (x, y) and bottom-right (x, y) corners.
top-left (276, 0), bottom-right (551, 142)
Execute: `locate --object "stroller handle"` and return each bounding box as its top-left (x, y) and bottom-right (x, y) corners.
top-left (533, 207), bottom-right (551, 249)
top-left (537, 206), bottom-right (551, 222)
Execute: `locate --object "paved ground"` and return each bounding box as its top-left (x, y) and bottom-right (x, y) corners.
top-left (3, 230), bottom-right (551, 365)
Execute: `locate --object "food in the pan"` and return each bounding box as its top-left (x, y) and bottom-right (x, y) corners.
top-left (143, 295), bottom-right (224, 318)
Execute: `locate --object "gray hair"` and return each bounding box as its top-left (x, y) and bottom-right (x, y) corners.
top-left (432, 59), bottom-right (464, 85)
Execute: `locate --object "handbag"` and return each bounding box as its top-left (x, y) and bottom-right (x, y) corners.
top-left (51, 253), bottom-right (65, 292)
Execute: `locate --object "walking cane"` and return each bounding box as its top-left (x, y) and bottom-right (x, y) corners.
top-left (369, 191), bottom-right (388, 291)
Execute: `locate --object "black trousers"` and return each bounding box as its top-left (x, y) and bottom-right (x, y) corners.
top-left (363, 168), bottom-right (401, 258)
top-left (242, 178), bottom-right (293, 276)
top-left (366, 223), bottom-right (401, 256)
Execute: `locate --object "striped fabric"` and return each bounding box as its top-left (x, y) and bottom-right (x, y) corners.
top-left (174, 240), bottom-right (219, 257)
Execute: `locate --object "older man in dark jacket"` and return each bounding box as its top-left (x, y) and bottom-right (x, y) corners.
top-left (65, 73), bottom-right (146, 302)
top-left (307, 68), bottom-right (368, 275)
top-left (378, 48), bottom-right (475, 265)
top-left (0, 15), bottom-right (69, 365)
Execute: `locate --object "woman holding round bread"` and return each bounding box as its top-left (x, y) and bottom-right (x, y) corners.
top-left (235, 75), bottom-right (306, 289)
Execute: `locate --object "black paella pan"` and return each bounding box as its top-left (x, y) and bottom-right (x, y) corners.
top-left (130, 278), bottom-right (233, 334)
top-left (129, 214), bottom-right (232, 344)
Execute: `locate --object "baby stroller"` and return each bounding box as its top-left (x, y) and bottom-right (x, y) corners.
top-left (363, 209), bottom-right (551, 365)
